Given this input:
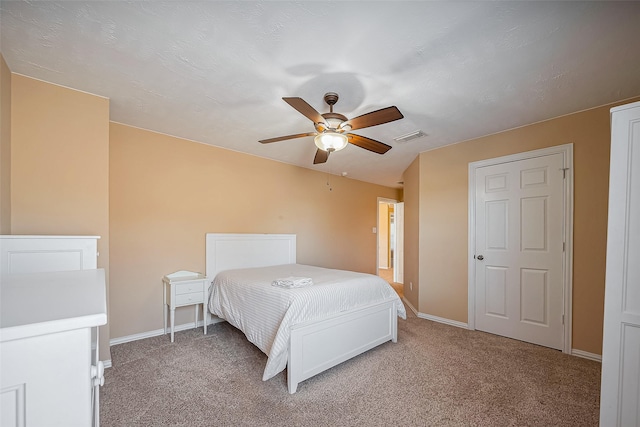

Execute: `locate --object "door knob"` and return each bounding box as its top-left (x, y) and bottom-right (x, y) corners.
top-left (477, 255), bottom-right (484, 260)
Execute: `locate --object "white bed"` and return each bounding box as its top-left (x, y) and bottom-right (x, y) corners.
top-left (204, 233), bottom-right (406, 393)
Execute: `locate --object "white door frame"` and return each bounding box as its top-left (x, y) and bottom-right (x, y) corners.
top-left (377, 197), bottom-right (397, 276)
top-left (467, 143), bottom-right (574, 354)
top-left (394, 202), bottom-right (404, 284)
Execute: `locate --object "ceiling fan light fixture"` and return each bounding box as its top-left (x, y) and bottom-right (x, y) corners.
top-left (314, 132), bottom-right (348, 152)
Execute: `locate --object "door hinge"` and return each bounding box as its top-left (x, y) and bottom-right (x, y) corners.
top-left (562, 314), bottom-right (565, 325)
top-left (560, 167), bottom-right (569, 179)
top-left (562, 242), bottom-right (565, 252)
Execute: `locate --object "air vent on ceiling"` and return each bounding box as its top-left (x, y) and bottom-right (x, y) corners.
top-left (394, 130), bottom-right (427, 143)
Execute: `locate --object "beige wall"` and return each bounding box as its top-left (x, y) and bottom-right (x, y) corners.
top-left (10, 74), bottom-right (111, 360)
top-left (408, 97), bottom-right (640, 355)
top-left (0, 55), bottom-right (11, 234)
top-left (109, 123), bottom-right (400, 338)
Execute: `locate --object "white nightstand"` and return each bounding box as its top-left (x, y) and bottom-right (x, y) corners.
top-left (163, 270), bottom-right (208, 343)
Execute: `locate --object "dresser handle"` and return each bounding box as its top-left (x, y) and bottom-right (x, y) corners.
top-left (91, 361), bottom-right (105, 387)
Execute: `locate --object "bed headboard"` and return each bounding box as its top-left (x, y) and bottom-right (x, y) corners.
top-left (205, 233), bottom-right (296, 280)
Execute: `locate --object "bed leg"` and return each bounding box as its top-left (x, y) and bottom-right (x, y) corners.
top-left (287, 365), bottom-right (298, 394)
top-left (288, 379), bottom-right (298, 394)
top-left (392, 316), bottom-right (398, 342)
top-left (392, 306), bottom-right (398, 343)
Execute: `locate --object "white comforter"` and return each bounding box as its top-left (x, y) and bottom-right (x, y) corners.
top-left (208, 263), bottom-right (406, 381)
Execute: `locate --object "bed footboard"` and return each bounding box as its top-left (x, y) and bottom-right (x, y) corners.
top-left (287, 298), bottom-right (398, 394)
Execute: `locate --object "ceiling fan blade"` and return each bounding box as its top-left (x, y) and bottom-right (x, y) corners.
top-left (313, 149), bottom-right (329, 164)
top-left (283, 97), bottom-right (327, 125)
top-left (259, 132), bottom-right (316, 144)
top-left (347, 134), bottom-right (392, 154)
top-left (343, 106), bottom-right (403, 131)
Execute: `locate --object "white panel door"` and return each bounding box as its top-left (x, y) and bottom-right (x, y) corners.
top-left (600, 101), bottom-right (640, 426)
top-left (475, 153), bottom-right (565, 350)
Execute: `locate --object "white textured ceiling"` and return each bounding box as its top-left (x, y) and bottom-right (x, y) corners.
top-left (2, 1), bottom-right (640, 188)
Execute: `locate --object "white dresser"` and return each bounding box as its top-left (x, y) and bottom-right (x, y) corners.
top-left (0, 235), bottom-right (105, 427)
top-left (1, 269), bottom-right (107, 426)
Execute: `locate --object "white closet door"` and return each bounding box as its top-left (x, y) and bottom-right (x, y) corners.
top-left (474, 153), bottom-right (565, 350)
top-left (600, 101), bottom-right (640, 426)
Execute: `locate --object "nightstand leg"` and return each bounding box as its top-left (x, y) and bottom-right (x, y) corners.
top-left (164, 304), bottom-right (167, 335)
top-left (170, 307), bottom-right (175, 343)
top-left (163, 285), bottom-right (167, 334)
top-left (194, 304), bottom-right (199, 330)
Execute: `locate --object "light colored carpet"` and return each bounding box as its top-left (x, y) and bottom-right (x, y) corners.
top-left (101, 310), bottom-right (600, 426)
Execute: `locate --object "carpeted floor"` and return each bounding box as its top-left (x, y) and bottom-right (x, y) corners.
top-left (101, 309), bottom-right (601, 426)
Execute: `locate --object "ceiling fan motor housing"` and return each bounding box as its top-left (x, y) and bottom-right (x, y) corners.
top-left (322, 113), bottom-right (348, 130)
top-left (319, 92), bottom-right (348, 131)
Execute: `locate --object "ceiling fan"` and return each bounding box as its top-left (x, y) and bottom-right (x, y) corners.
top-left (259, 92), bottom-right (404, 164)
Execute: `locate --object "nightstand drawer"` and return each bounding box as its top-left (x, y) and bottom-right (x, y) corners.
top-left (175, 282), bottom-right (204, 295)
top-left (175, 292), bottom-right (204, 306)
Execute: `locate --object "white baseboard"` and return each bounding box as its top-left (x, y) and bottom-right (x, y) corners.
top-left (102, 359), bottom-right (112, 369)
top-left (404, 299), bottom-right (600, 357)
top-left (109, 318), bottom-right (225, 346)
top-left (402, 297), bottom-right (469, 329)
top-left (402, 297), bottom-right (418, 316)
top-left (417, 312), bottom-right (469, 329)
top-left (571, 349), bottom-right (602, 362)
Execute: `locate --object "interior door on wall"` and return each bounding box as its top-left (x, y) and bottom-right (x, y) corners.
top-left (474, 153), bottom-right (565, 350)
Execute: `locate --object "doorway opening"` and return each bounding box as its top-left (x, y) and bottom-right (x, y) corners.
top-left (377, 198), bottom-right (404, 297)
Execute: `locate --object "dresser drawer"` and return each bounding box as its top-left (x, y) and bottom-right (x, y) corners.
top-left (175, 281), bottom-right (204, 295)
top-left (175, 291), bottom-right (204, 306)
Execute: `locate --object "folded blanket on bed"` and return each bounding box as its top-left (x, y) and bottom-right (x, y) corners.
top-left (271, 276), bottom-right (313, 288)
